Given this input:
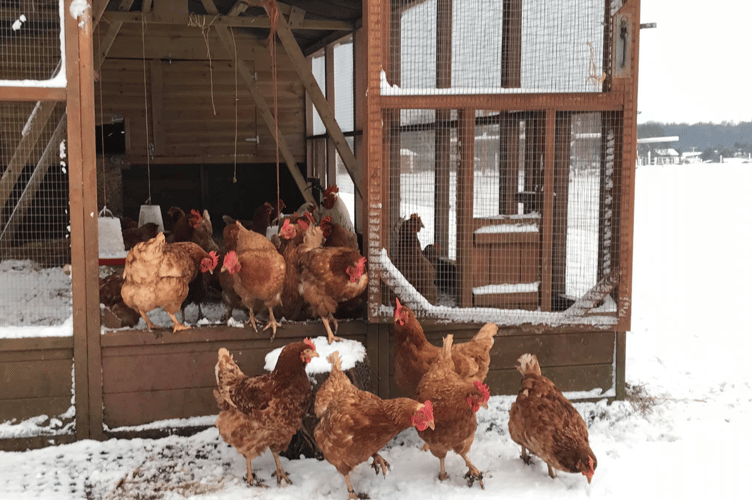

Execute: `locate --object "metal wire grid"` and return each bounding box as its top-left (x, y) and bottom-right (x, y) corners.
top-left (392, 0), bottom-right (607, 93)
top-left (0, 101), bottom-right (71, 326)
top-left (383, 108), bottom-right (621, 319)
top-left (0, 1), bottom-right (63, 81)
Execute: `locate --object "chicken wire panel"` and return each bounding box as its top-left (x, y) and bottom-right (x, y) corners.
top-left (0, 101), bottom-right (71, 327)
top-left (0, 0), bottom-right (64, 82)
top-left (391, 0), bottom-right (607, 94)
top-left (380, 107), bottom-right (622, 324)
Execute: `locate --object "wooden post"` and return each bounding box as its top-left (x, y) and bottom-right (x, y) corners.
top-left (325, 44), bottom-right (337, 188)
top-left (501, 0), bottom-right (522, 88)
top-left (540, 109), bottom-right (556, 312)
top-left (456, 109), bottom-right (475, 307)
top-left (434, 0), bottom-right (452, 257)
top-left (66, 0), bottom-right (103, 440)
top-left (552, 112), bottom-right (572, 307)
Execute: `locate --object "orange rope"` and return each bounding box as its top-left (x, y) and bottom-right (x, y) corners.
top-left (263, 0), bottom-right (280, 214)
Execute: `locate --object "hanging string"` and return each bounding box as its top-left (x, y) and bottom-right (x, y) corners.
top-left (231, 26), bottom-right (239, 183)
top-left (263, 0), bottom-right (281, 212)
top-left (188, 13), bottom-right (221, 116)
top-left (586, 41), bottom-right (606, 88)
top-left (96, 21), bottom-right (109, 215)
top-left (141, 14), bottom-right (152, 204)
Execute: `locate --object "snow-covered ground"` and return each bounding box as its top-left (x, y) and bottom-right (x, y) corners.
top-left (1, 162), bottom-right (751, 499)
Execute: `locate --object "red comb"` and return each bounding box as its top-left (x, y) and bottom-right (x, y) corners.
top-left (304, 338), bottom-right (316, 351)
top-left (474, 381), bottom-right (491, 402)
top-left (324, 185), bottom-right (339, 196)
top-left (190, 209), bottom-right (202, 228)
top-left (209, 251), bottom-right (218, 267)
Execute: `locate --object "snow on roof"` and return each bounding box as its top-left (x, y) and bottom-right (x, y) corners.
top-left (653, 148), bottom-right (679, 157)
top-left (265, 336), bottom-right (366, 375)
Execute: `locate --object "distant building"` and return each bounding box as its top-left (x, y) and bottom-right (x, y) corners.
top-left (681, 151), bottom-right (702, 164)
top-left (652, 148), bottom-right (680, 165)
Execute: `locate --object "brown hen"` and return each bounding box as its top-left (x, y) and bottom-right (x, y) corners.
top-left (508, 353), bottom-right (597, 483)
top-left (415, 334), bottom-right (490, 489)
top-left (297, 225), bottom-right (368, 344)
top-left (393, 298), bottom-right (497, 399)
top-left (221, 221), bottom-right (286, 339)
top-left (314, 351), bottom-right (435, 500)
top-left (214, 340), bottom-right (318, 487)
top-left (120, 233), bottom-right (218, 333)
top-left (392, 214), bottom-right (437, 304)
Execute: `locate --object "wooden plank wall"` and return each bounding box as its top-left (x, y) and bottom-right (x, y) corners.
top-left (387, 323), bottom-right (616, 399)
top-left (0, 338), bottom-right (73, 423)
top-left (96, 23), bottom-right (305, 164)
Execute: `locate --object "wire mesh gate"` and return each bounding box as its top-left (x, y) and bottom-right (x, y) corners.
top-left (367, 0), bottom-right (638, 328)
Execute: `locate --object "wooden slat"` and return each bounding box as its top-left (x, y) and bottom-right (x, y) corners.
top-left (103, 387), bottom-right (215, 429)
top-left (0, 337), bottom-right (73, 353)
top-left (485, 363), bottom-right (613, 396)
top-left (272, 8), bottom-right (363, 197)
top-left (501, 0), bottom-right (522, 88)
top-left (0, 87), bottom-right (66, 101)
top-left (105, 11), bottom-right (354, 31)
top-left (0, 396), bottom-right (72, 423)
top-left (379, 92), bottom-right (624, 111)
top-left (0, 358), bottom-right (73, 399)
top-left (0, 434), bottom-right (76, 452)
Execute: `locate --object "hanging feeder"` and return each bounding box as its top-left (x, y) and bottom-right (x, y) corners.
top-left (98, 207), bottom-right (127, 266)
top-left (137, 202), bottom-right (164, 233)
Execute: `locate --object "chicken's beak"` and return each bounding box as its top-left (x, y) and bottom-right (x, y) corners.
top-left (482, 401), bottom-right (489, 410)
top-left (426, 420), bottom-right (435, 430)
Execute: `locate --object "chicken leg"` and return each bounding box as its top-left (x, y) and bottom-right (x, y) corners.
top-left (137, 309), bottom-right (157, 331)
top-left (243, 456), bottom-right (267, 488)
top-left (520, 445), bottom-right (533, 465)
top-left (321, 314), bottom-right (343, 344)
top-left (343, 474), bottom-right (360, 500)
top-left (371, 453), bottom-right (390, 477)
top-left (460, 452), bottom-right (485, 489)
top-left (437, 456), bottom-right (449, 481)
top-left (271, 451), bottom-right (292, 486)
top-left (167, 312), bottom-right (190, 333)
top-left (262, 306), bottom-right (282, 341)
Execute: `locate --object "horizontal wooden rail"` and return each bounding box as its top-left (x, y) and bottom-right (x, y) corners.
top-left (0, 86), bottom-right (66, 102)
top-left (377, 92), bottom-right (625, 111)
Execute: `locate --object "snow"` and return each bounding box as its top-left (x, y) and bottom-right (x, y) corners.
top-left (1, 162), bottom-right (751, 499)
top-left (265, 336), bottom-right (366, 375)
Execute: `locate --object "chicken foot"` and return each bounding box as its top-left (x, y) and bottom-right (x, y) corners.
top-left (271, 451), bottom-right (293, 486)
top-left (437, 457), bottom-right (450, 481)
top-left (321, 315), bottom-right (343, 344)
top-left (460, 453), bottom-right (485, 489)
top-left (242, 458), bottom-right (268, 488)
top-left (167, 312), bottom-right (190, 333)
top-left (343, 474), bottom-right (369, 500)
top-left (520, 446), bottom-right (533, 466)
top-left (547, 463), bottom-right (557, 479)
top-left (262, 306), bottom-right (282, 341)
top-left (370, 453), bottom-right (391, 477)
top-left (138, 310), bottom-right (158, 331)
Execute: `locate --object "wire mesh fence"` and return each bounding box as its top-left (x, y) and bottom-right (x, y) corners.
top-left (0, 0), bottom-right (64, 82)
top-left (389, 0), bottom-right (608, 94)
top-left (381, 107), bottom-right (622, 324)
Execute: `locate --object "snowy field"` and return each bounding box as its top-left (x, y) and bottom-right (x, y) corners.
top-left (1, 162), bottom-right (751, 499)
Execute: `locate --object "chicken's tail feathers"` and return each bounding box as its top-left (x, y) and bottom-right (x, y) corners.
top-left (516, 353), bottom-right (541, 376)
top-left (327, 351), bottom-right (342, 372)
top-left (441, 334), bottom-right (454, 359)
top-left (472, 323), bottom-right (498, 344)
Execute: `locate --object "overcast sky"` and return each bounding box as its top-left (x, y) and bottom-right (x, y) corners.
top-left (637, 1), bottom-right (751, 124)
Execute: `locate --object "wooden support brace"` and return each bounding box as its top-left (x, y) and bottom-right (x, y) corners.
top-left (270, 8), bottom-right (363, 197)
top-left (201, 0), bottom-right (314, 203)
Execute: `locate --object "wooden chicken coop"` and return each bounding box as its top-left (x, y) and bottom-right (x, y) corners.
top-left (0, 0), bottom-right (641, 450)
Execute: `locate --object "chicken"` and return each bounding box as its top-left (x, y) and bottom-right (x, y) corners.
top-left (393, 298), bottom-right (497, 399)
top-left (422, 244), bottom-right (458, 300)
top-left (120, 233), bottom-right (218, 333)
top-left (214, 340), bottom-right (319, 487)
top-left (275, 216), bottom-right (312, 322)
top-left (508, 353), bottom-right (597, 484)
top-left (320, 216), bottom-right (359, 251)
top-left (415, 334), bottom-right (490, 488)
top-left (392, 214), bottom-right (438, 304)
top-left (99, 272), bottom-right (140, 328)
top-left (318, 185), bottom-right (354, 232)
top-left (217, 218), bottom-right (246, 323)
top-left (297, 224), bottom-right (368, 344)
top-left (250, 202), bottom-right (275, 235)
top-left (314, 351), bottom-right (435, 500)
top-left (168, 208), bottom-right (219, 324)
top-left (220, 221), bottom-right (286, 339)
top-left (122, 222), bottom-right (159, 250)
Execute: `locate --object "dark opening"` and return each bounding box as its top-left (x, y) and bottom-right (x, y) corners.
top-left (96, 122), bottom-right (126, 155)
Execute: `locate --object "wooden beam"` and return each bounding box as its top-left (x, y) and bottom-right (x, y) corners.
top-left (0, 87), bottom-right (66, 101)
top-left (96, 0), bottom-right (135, 72)
top-left (201, 0), bottom-right (314, 203)
top-left (105, 11), bottom-right (354, 31)
top-left (378, 92), bottom-right (625, 111)
top-left (456, 109), bottom-right (475, 307)
top-left (288, 6), bottom-right (306, 28)
top-left (271, 9), bottom-right (362, 197)
top-left (0, 115), bottom-right (67, 246)
top-left (540, 109), bottom-right (557, 312)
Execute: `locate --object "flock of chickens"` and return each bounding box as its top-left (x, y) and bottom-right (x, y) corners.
top-left (213, 299), bottom-right (597, 499)
top-left (105, 186), bottom-right (596, 498)
top-left (105, 185), bottom-right (368, 342)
